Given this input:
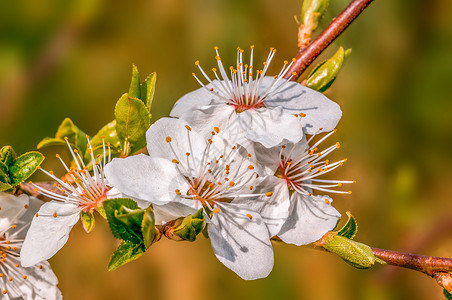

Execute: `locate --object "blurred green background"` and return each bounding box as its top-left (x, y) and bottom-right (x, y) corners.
top-left (1, 0), bottom-right (452, 299)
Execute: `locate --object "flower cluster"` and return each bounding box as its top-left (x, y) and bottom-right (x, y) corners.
top-left (6, 46), bottom-right (353, 299)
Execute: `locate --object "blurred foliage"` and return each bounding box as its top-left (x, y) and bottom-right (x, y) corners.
top-left (1, 0), bottom-right (452, 299)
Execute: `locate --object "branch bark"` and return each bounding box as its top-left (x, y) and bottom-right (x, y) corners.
top-left (285, 0), bottom-right (375, 81)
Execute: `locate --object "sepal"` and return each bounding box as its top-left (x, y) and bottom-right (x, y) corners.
top-left (163, 208), bottom-right (205, 242)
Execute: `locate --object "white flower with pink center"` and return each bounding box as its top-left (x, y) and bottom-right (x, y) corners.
top-left (0, 193), bottom-right (61, 299)
top-left (105, 118), bottom-right (275, 280)
top-left (170, 46), bottom-right (342, 148)
top-left (21, 137), bottom-right (116, 267)
top-left (252, 129), bottom-right (355, 245)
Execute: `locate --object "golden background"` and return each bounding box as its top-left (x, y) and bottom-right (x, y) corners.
top-left (1, 0), bottom-right (452, 299)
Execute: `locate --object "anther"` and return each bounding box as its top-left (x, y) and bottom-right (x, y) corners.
top-left (229, 182), bottom-right (235, 187)
top-left (265, 192), bottom-right (273, 197)
top-left (246, 214), bottom-right (253, 220)
top-left (53, 212), bottom-right (58, 218)
top-left (212, 208), bottom-right (220, 214)
top-left (185, 125), bottom-right (192, 131)
top-left (165, 136), bottom-right (172, 143)
top-left (214, 127), bottom-right (219, 133)
top-left (172, 159), bottom-right (180, 164)
top-left (175, 189), bottom-right (181, 195)
top-left (248, 165), bottom-right (254, 170)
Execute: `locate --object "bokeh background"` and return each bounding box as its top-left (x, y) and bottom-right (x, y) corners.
top-left (1, 0), bottom-right (452, 299)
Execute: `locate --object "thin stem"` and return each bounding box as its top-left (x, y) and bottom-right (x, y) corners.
top-left (371, 247), bottom-right (452, 276)
top-left (285, 0), bottom-right (375, 81)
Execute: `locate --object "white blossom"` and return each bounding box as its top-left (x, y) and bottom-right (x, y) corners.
top-left (0, 192), bottom-right (61, 299)
top-left (105, 118), bottom-right (275, 280)
top-left (171, 46), bottom-right (342, 148)
top-left (21, 137), bottom-right (116, 267)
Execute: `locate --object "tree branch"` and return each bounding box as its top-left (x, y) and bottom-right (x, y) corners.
top-left (285, 0), bottom-right (375, 80)
top-left (371, 247), bottom-right (452, 276)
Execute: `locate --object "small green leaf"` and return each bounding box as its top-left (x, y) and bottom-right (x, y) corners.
top-left (336, 211), bottom-right (358, 239)
top-left (128, 65), bottom-right (141, 100)
top-left (322, 234), bottom-right (382, 269)
top-left (103, 198), bottom-right (142, 244)
top-left (108, 240), bottom-right (145, 271)
top-left (141, 206), bottom-right (156, 249)
top-left (0, 182), bottom-right (12, 192)
top-left (38, 118), bottom-right (88, 156)
top-left (306, 47), bottom-right (351, 92)
top-left (114, 94), bottom-right (151, 156)
top-left (444, 289), bottom-right (452, 300)
top-left (0, 146), bottom-right (17, 166)
top-left (81, 211), bottom-right (95, 233)
top-left (0, 161), bottom-right (11, 184)
top-left (140, 72), bottom-right (156, 112)
top-left (9, 151), bottom-right (44, 185)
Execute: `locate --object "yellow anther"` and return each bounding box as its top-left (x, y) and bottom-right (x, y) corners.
top-left (353, 180), bottom-right (357, 183)
top-left (165, 136), bottom-right (172, 143)
top-left (284, 60), bottom-right (288, 64)
top-left (23, 275), bottom-right (27, 279)
top-left (208, 139), bottom-right (212, 144)
top-left (229, 182), bottom-right (235, 187)
top-left (246, 214), bottom-right (253, 220)
top-left (212, 208), bottom-right (220, 214)
top-left (195, 60), bottom-right (199, 66)
top-left (172, 159), bottom-right (179, 164)
top-left (53, 212), bottom-right (57, 218)
top-left (55, 154), bottom-right (59, 158)
top-left (175, 189), bottom-right (181, 195)
top-left (325, 198), bottom-right (330, 205)
top-left (15, 264), bottom-right (19, 268)
top-left (36, 166), bottom-right (41, 169)
top-left (186, 152), bottom-right (190, 156)
top-left (38, 265), bottom-right (43, 269)
top-left (214, 46), bottom-right (219, 50)
top-left (265, 192), bottom-right (273, 197)
top-left (247, 153), bottom-right (252, 158)
top-left (215, 56), bottom-right (221, 61)
top-left (214, 127), bottom-right (219, 133)
top-left (35, 213), bottom-right (39, 217)
top-left (292, 58), bottom-right (296, 62)
top-left (250, 186), bottom-right (253, 190)
top-left (24, 204), bottom-right (28, 209)
top-left (336, 142), bottom-right (341, 148)
top-left (348, 191), bottom-right (352, 194)
top-left (292, 72), bottom-right (297, 76)
top-left (11, 225), bottom-right (16, 229)
top-left (299, 113), bottom-right (306, 117)
top-left (212, 68), bottom-right (217, 72)
top-left (248, 165), bottom-right (254, 170)
top-left (338, 183), bottom-right (343, 187)
top-left (64, 137), bottom-right (68, 141)
top-left (8, 277), bottom-right (12, 281)
top-left (192, 72), bottom-right (196, 76)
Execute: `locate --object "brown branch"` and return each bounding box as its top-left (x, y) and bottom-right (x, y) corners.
top-left (371, 247), bottom-right (452, 276)
top-left (285, 0), bottom-right (375, 81)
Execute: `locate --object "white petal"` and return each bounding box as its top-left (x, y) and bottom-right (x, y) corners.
top-left (261, 76), bottom-right (342, 134)
top-left (237, 106), bottom-right (304, 148)
top-left (0, 193), bottom-right (29, 233)
top-left (146, 118), bottom-right (207, 167)
top-left (278, 194), bottom-right (341, 246)
top-left (154, 200), bottom-right (201, 225)
top-left (17, 261), bottom-right (62, 300)
top-left (208, 203), bottom-right (274, 280)
top-left (20, 201), bottom-right (80, 267)
top-left (105, 155), bottom-right (188, 205)
top-left (176, 103), bottom-right (237, 140)
top-left (233, 176), bottom-right (290, 237)
top-left (170, 82), bottom-right (220, 117)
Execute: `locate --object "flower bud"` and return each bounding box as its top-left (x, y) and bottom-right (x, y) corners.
top-left (298, 0), bottom-right (329, 48)
top-left (306, 47), bottom-right (351, 92)
top-left (163, 209), bottom-right (205, 242)
top-left (0, 145), bottom-right (16, 166)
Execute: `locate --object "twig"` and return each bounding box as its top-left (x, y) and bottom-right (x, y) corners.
top-left (371, 247), bottom-right (452, 276)
top-left (285, 0), bottom-right (375, 80)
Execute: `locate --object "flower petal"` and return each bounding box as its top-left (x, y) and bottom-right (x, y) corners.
top-left (176, 103), bottom-right (237, 141)
top-left (278, 194), bottom-right (340, 246)
top-left (146, 118), bottom-right (207, 165)
top-left (208, 203), bottom-right (274, 280)
top-left (154, 201), bottom-right (201, 225)
top-left (20, 201), bottom-right (80, 267)
top-left (105, 155), bottom-right (188, 205)
top-left (237, 106), bottom-right (304, 148)
top-left (0, 192), bottom-right (29, 233)
top-left (17, 260), bottom-right (62, 300)
top-left (262, 76), bottom-right (342, 134)
top-left (170, 82), bottom-right (220, 117)
top-left (234, 176), bottom-right (290, 237)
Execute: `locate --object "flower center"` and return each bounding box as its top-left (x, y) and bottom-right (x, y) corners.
top-left (186, 178), bottom-right (232, 207)
top-left (78, 186), bottom-right (108, 212)
top-left (230, 96), bottom-right (266, 113)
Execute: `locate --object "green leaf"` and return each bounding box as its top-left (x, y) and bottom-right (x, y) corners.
top-left (37, 138), bottom-right (67, 150)
top-left (322, 234), bottom-right (383, 269)
top-left (108, 240), bottom-right (145, 271)
top-left (114, 94), bottom-right (151, 156)
top-left (0, 182), bottom-right (12, 192)
top-left (9, 151), bottom-right (44, 185)
top-left (103, 198), bottom-right (143, 244)
top-left (0, 146), bottom-right (16, 166)
top-left (336, 211), bottom-right (358, 239)
top-left (140, 72), bottom-right (156, 112)
top-left (306, 47), bottom-right (351, 92)
top-left (141, 206), bottom-right (156, 249)
top-left (0, 161), bottom-right (11, 184)
top-left (38, 118), bottom-right (88, 156)
top-left (85, 120), bottom-right (122, 165)
top-left (444, 289), bottom-right (452, 300)
top-left (128, 64), bottom-right (141, 100)
top-left (81, 210), bottom-right (95, 233)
